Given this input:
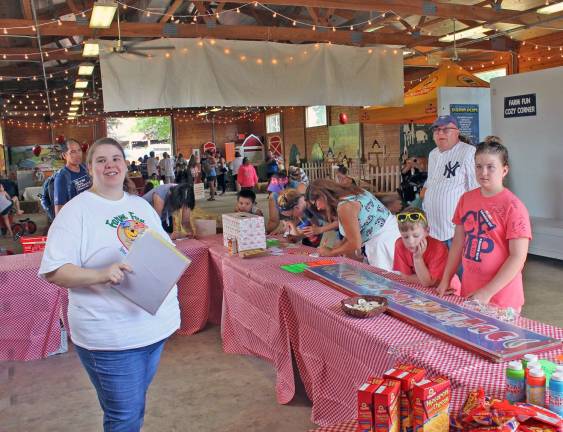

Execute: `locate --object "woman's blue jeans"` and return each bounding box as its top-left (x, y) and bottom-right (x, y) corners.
top-left (75, 338), bottom-right (167, 432)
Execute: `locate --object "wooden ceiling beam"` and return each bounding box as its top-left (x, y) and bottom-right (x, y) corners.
top-left (306, 7), bottom-right (320, 25)
top-left (19, 0), bottom-right (38, 47)
top-left (193, 2), bottom-right (214, 25)
top-left (159, 0), bottom-right (184, 24)
top-left (216, 1), bottom-right (532, 25)
top-left (66, 0), bottom-right (81, 14)
top-left (0, 19), bottom-right (427, 45)
top-left (0, 19), bottom-right (520, 51)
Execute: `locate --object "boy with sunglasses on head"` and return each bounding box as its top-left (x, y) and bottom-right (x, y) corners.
top-left (393, 207), bottom-right (460, 292)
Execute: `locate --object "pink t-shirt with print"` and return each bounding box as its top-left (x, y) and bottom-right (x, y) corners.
top-left (453, 187), bottom-right (532, 310)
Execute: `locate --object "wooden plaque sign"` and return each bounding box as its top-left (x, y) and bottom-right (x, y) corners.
top-left (305, 263), bottom-right (561, 363)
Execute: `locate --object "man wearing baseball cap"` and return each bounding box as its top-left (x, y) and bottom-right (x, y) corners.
top-left (422, 115), bottom-right (479, 246)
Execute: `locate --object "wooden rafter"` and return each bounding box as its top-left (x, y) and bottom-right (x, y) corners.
top-left (66, 0), bottom-right (80, 14)
top-left (159, 0), bottom-right (184, 24)
top-left (0, 19), bottom-right (446, 47)
top-left (19, 0), bottom-right (37, 47)
top-left (215, 0), bottom-right (533, 26)
top-left (0, 19), bottom-right (522, 54)
top-left (306, 7), bottom-right (319, 25)
top-left (193, 2), bottom-right (214, 25)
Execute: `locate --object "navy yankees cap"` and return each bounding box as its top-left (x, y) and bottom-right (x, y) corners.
top-left (431, 115), bottom-right (459, 129)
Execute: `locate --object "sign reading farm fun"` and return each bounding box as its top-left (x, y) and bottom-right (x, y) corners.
top-left (305, 263), bottom-right (561, 362)
top-left (504, 94), bottom-right (537, 118)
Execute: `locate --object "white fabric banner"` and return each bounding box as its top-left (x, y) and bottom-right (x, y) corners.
top-left (100, 38), bottom-right (403, 112)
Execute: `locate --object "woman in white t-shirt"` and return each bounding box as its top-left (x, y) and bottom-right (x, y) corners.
top-left (39, 137), bottom-right (180, 432)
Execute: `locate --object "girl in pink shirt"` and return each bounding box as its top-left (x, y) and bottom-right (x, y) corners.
top-left (437, 140), bottom-right (532, 311)
top-left (236, 157), bottom-right (259, 190)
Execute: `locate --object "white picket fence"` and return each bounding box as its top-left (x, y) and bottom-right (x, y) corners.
top-left (302, 162), bottom-right (401, 193)
top-left (301, 161), bottom-right (334, 182)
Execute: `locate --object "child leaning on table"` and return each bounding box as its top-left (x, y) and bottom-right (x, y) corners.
top-left (234, 188), bottom-right (263, 216)
top-left (393, 207), bottom-right (461, 292)
top-left (437, 140), bottom-right (531, 312)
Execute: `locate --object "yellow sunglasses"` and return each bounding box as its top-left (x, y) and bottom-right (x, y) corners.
top-left (397, 212), bottom-right (427, 223)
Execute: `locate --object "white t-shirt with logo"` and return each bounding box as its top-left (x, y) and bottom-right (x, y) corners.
top-left (423, 141), bottom-right (479, 241)
top-left (39, 191), bottom-right (180, 350)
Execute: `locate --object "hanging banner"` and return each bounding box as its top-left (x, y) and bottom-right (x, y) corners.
top-left (450, 104), bottom-right (479, 144)
top-left (100, 39), bottom-right (403, 111)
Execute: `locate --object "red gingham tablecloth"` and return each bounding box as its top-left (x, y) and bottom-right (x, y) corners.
top-left (0, 252), bottom-right (65, 361)
top-left (197, 234), bottom-right (228, 326)
top-left (0, 238), bottom-right (214, 361)
top-left (174, 238), bottom-right (213, 335)
top-left (220, 243), bottom-right (317, 404)
top-left (219, 252), bottom-right (563, 427)
top-left (283, 262), bottom-right (563, 426)
top-left (308, 419), bottom-right (357, 432)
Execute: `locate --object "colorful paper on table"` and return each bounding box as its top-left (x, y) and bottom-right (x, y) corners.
top-left (113, 229), bottom-right (191, 315)
top-left (305, 263), bottom-right (562, 362)
top-left (281, 263), bottom-right (309, 273)
top-left (308, 259), bottom-right (338, 267)
top-left (266, 239), bottom-right (280, 248)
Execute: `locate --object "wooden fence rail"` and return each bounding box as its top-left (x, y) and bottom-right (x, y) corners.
top-left (301, 162), bottom-right (401, 194)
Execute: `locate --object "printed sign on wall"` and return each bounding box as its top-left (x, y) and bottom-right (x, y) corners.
top-left (504, 94), bottom-right (537, 118)
top-left (450, 104), bottom-right (479, 144)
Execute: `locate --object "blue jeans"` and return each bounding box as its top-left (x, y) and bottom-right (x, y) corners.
top-left (75, 338), bottom-right (167, 432)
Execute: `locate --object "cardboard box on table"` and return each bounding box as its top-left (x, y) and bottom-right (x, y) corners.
top-left (383, 364), bottom-right (426, 432)
top-left (222, 213), bottom-right (266, 252)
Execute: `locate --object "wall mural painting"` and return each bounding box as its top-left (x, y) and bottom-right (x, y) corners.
top-left (400, 122), bottom-right (436, 162)
top-left (328, 123), bottom-right (361, 164)
top-left (9, 144), bottom-right (65, 172)
top-left (310, 142), bottom-right (325, 162)
top-left (289, 144), bottom-right (301, 166)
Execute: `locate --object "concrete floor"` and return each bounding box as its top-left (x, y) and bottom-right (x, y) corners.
top-left (1, 192), bottom-right (562, 432)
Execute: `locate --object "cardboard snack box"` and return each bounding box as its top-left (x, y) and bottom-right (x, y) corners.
top-left (358, 380), bottom-right (383, 432)
top-left (412, 376), bottom-right (451, 432)
top-left (373, 379), bottom-right (401, 432)
top-left (384, 364), bottom-right (426, 432)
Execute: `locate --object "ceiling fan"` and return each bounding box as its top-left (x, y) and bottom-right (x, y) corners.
top-left (109, 12), bottom-right (175, 57)
top-left (440, 20), bottom-right (495, 64)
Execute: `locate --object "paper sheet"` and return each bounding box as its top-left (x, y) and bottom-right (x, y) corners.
top-left (113, 229), bottom-right (191, 315)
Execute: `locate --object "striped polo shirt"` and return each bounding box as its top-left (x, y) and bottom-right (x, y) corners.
top-left (422, 141), bottom-right (479, 241)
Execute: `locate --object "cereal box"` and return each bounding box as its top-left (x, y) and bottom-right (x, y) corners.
top-left (222, 212), bottom-right (266, 252)
top-left (412, 376), bottom-right (451, 432)
top-left (20, 236), bottom-right (47, 254)
top-left (384, 364), bottom-right (426, 432)
top-left (373, 379), bottom-right (401, 432)
top-left (358, 380), bottom-right (382, 432)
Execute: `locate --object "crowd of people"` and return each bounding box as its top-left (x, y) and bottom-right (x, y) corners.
top-left (264, 115), bottom-right (531, 316)
top-left (36, 113), bottom-right (533, 430)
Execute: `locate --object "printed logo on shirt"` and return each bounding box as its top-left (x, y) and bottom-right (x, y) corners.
top-left (105, 211), bottom-right (147, 251)
top-left (73, 175), bottom-right (92, 195)
top-left (461, 209), bottom-right (497, 262)
top-left (443, 161), bottom-right (461, 178)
